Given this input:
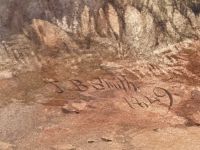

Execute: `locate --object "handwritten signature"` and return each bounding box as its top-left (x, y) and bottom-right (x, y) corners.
top-left (124, 87), bottom-right (173, 110)
top-left (45, 75), bottom-right (174, 109)
top-left (69, 75), bottom-right (138, 92)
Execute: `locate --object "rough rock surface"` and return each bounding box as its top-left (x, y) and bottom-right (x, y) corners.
top-left (0, 1), bottom-right (200, 150)
top-left (0, 0), bottom-right (199, 48)
top-left (0, 0), bottom-right (199, 75)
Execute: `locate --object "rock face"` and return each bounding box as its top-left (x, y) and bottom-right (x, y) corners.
top-left (0, 0), bottom-right (199, 76)
top-left (0, 0), bottom-right (199, 48)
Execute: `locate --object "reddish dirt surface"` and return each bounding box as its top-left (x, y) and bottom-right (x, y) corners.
top-left (0, 41), bottom-right (200, 150)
